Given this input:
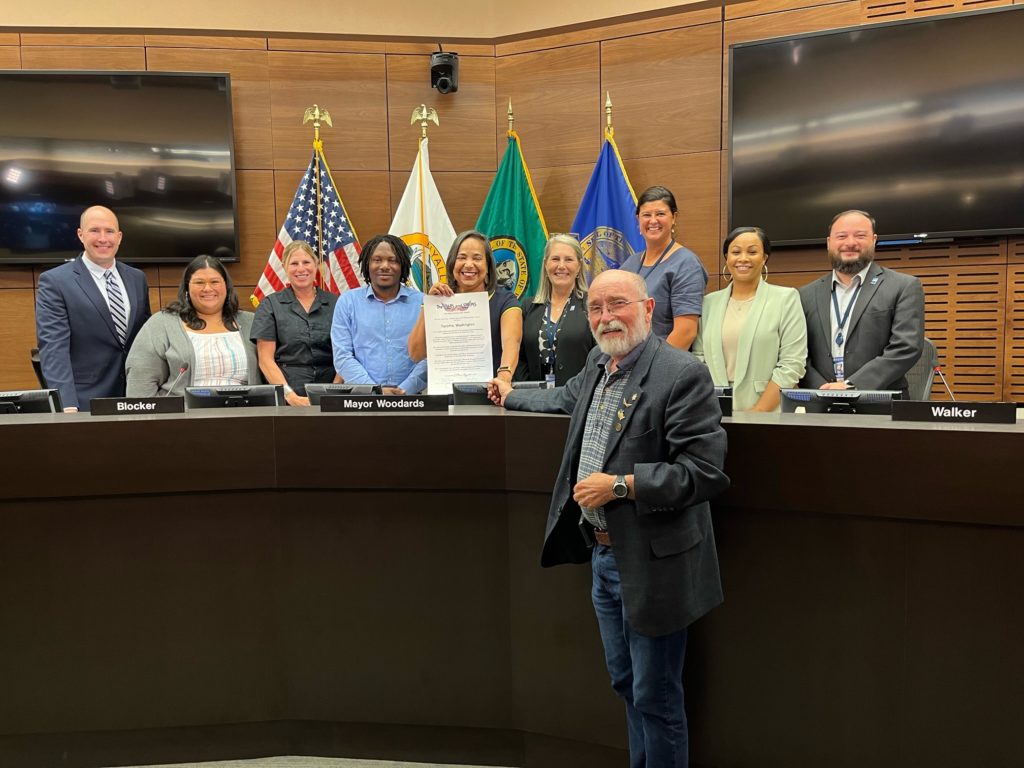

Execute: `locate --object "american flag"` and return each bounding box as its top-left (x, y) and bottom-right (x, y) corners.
top-left (251, 147), bottom-right (362, 306)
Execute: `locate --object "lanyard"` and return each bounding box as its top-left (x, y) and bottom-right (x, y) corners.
top-left (542, 294), bottom-right (573, 367)
top-left (831, 280), bottom-right (862, 348)
top-left (636, 241), bottom-right (675, 279)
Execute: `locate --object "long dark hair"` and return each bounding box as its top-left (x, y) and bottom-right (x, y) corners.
top-left (446, 230), bottom-right (497, 293)
top-left (164, 254), bottom-right (240, 331)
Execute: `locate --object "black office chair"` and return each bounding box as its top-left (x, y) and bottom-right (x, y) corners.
top-left (30, 347), bottom-right (48, 389)
top-left (905, 337), bottom-right (938, 401)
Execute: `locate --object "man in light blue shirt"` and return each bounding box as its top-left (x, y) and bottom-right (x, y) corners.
top-left (331, 234), bottom-right (427, 394)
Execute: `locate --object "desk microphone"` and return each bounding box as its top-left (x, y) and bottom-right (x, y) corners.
top-left (164, 363), bottom-right (189, 395)
top-left (933, 365), bottom-right (955, 402)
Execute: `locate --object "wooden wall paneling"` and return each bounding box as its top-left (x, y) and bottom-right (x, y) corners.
top-left (1004, 264), bottom-right (1024, 401)
top-left (20, 46), bottom-right (146, 70)
top-left (268, 51), bottom-right (389, 171)
top-left (493, 43), bottom-right (601, 169)
top-left (624, 151), bottom-right (722, 278)
top-left (0, 46), bottom-right (20, 67)
top-left (385, 42), bottom-right (495, 56)
top-left (722, 1), bottom-right (861, 146)
top-left (147, 286), bottom-right (160, 315)
top-left (859, 0), bottom-right (1011, 22)
top-left (0, 268), bottom-right (33, 290)
top-left (275, 169), bottom-right (393, 249)
top-left (0, 289), bottom-right (41, 390)
top-left (19, 34), bottom-right (146, 47)
top-left (494, 6), bottom-right (722, 56)
top-left (144, 36), bottom-right (267, 50)
top-left (726, 0), bottom-right (854, 19)
top-left (386, 171), bottom-right (495, 236)
top-left (766, 247), bottom-right (829, 274)
top-left (0, 34), bottom-right (19, 45)
top-left (520, 163), bottom-right (595, 236)
top-left (601, 22), bottom-right (723, 159)
top-left (268, 38), bottom-right (386, 54)
top-left (146, 48), bottom-right (273, 170)
top-left (767, 271), bottom-right (820, 290)
top-left (386, 53), bottom-right (496, 173)
top-left (911, 265), bottom-right (1005, 401)
top-left (231, 170), bottom-right (278, 287)
top-left (157, 266), bottom-right (184, 289)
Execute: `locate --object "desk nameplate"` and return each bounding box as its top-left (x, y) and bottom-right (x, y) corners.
top-left (891, 400), bottom-right (1015, 425)
top-left (319, 395), bottom-right (449, 413)
top-left (90, 397), bottom-right (185, 415)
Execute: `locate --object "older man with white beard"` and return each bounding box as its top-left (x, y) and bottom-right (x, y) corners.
top-left (799, 209), bottom-right (924, 395)
top-left (489, 269), bottom-right (729, 768)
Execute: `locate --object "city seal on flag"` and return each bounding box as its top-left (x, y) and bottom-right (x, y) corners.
top-left (581, 225), bottom-right (637, 277)
top-left (490, 235), bottom-right (529, 298)
top-left (403, 232), bottom-right (448, 291)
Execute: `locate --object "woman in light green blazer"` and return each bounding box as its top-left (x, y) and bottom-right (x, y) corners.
top-left (692, 227), bottom-right (807, 412)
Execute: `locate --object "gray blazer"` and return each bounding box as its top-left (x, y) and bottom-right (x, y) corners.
top-left (125, 310), bottom-right (261, 397)
top-left (505, 335), bottom-right (729, 637)
top-left (800, 262), bottom-right (924, 395)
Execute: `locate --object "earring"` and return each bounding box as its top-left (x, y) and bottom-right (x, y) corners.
top-left (722, 264), bottom-right (732, 283)
top-left (762, 263), bottom-right (769, 281)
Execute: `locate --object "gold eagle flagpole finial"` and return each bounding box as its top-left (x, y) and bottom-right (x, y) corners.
top-left (605, 92), bottom-right (614, 139)
top-left (303, 104), bottom-right (333, 146)
top-left (411, 104), bottom-right (439, 140)
top-left (507, 98), bottom-right (515, 135)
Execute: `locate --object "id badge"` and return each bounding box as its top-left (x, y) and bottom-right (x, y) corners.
top-left (833, 356), bottom-right (845, 382)
top-left (544, 372), bottom-right (556, 389)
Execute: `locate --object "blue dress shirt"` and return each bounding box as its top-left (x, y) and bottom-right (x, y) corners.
top-left (331, 284), bottom-right (428, 394)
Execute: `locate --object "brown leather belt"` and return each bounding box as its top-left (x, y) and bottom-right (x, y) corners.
top-left (594, 528), bottom-right (612, 546)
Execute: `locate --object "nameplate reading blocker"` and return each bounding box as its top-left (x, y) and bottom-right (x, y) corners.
top-left (319, 395), bottom-right (449, 413)
top-left (90, 397), bottom-right (185, 415)
top-left (891, 400), bottom-right (1015, 425)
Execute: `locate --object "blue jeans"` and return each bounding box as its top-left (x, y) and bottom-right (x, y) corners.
top-left (591, 544), bottom-right (689, 768)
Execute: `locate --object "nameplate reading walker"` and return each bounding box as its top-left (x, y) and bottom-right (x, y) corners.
top-left (319, 395), bottom-right (449, 413)
top-left (90, 396), bottom-right (185, 416)
top-left (891, 400), bottom-right (1015, 425)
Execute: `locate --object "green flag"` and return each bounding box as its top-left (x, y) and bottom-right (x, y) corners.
top-left (476, 130), bottom-right (549, 299)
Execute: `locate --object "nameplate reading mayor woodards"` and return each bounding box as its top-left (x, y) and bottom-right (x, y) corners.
top-left (319, 395), bottom-right (449, 413)
top-left (891, 400), bottom-right (1015, 425)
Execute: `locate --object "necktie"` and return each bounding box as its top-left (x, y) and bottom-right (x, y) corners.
top-left (105, 269), bottom-right (128, 347)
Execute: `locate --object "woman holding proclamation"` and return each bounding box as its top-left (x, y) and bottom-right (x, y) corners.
top-left (408, 230), bottom-right (522, 384)
top-left (250, 241), bottom-right (338, 406)
top-left (516, 234), bottom-right (594, 385)
top-left (692, 227), bottom-right (807, 412)
top-left (619, 185), bottom-right (707, 349)
top-left (126, 254), bottom-right (261, 397)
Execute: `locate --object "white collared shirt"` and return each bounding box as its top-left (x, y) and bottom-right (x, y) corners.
top-left (829, 262), bottom-right (872, 359)
top-left (81, 253), bottom-right (132, 320)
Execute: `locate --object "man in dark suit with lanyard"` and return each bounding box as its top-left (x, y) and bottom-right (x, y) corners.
top-left (489, 268), bottom-right (728, 768)
top-left (800, 209), bottom-right (924, 395)
top-left (35, 205), bottom-right (151, 412)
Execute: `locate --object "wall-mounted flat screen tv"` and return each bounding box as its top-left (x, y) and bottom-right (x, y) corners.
top-left (729, 7), bottom-right (1024, 245)
top-left (0, 71), bottom-right (237, 264)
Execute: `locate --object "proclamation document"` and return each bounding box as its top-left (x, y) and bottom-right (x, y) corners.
top-left (423, 291), bottom-right (493, 396)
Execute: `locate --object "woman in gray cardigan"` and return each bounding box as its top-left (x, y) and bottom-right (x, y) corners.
top-left (126, 254), bottom-right (261, 397)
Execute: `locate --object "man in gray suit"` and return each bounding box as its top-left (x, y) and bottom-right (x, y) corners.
top-left (489, 269), bottom-right (728, 768)
top-left (800, 209), bottom-right (924, 395)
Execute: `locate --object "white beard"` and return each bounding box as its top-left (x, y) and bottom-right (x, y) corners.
top-left (593, 318), bottom-right (648, 358)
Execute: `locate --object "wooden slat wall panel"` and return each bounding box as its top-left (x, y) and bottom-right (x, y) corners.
top-left (1005, 265), bottom-right (1024, 400)
top-left (524, 163), bottom-right (596, 236)
top-left (20, 46), bottom-right (145, 70)
top-left (385, 42), bottom-right (495, 56)
top-left (0, 268), bottom-right (33, 290)
top-left (144, 36), bottom-right (267, 50)
top-left (860, 0), bottom-right (1011, 21)
top-left (268, 51), bottom-right (389, 172)
top-left (0, 289), bottom-right (40, 390)
top-left (268, 38), bottom-right (386, 54)
top-left (19, 34), bottom-right (145, 46)
top-left (0, 46), bottom-right (19, 67)
top-left (0, 33), bottom-right (19, 45)
top-left (231, 170), bottom-right (278, 288)
top-left (386, 53), bottom-right (496, 173)
top-left (601, 22), bottom-right (723, 159)
top-left (146, 48), bottom-right (273, 170)
top-left (726, 0), bottom-right (853, 19)
top-left (493, 44), bottom-right (601, 169)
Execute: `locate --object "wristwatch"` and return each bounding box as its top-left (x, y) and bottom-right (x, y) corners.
top-left (612, 475), bottom-right (628, 499)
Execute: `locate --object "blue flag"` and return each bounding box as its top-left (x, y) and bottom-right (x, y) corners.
top-left (571, 136), bottom-right (645, 283)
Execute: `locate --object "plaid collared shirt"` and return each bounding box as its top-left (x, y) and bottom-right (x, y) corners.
top-left (576, 339), bottom-right (647, 529)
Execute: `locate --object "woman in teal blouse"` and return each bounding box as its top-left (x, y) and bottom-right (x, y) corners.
top-left (692, 227), bottom-right (807, 412)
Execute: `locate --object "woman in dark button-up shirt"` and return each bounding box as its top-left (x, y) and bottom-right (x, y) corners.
top-left (250, 241), bottom-right (339, 406)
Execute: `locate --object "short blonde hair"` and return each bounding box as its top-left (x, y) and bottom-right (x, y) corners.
top-left (282, 240), bottom-right (317, 269)
top-left (533, 234), bottom-right (588, 304)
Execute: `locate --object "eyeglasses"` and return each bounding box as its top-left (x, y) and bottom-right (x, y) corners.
top-left (586, 298), bottom-right (645, 317)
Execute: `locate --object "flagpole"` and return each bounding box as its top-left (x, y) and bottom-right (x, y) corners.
top-left (303, 104), bottom-right (333, 288)
top-left (605, 91), bottom-right (614, 139)
top-left (410, 104), bottom-right (439, 290)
